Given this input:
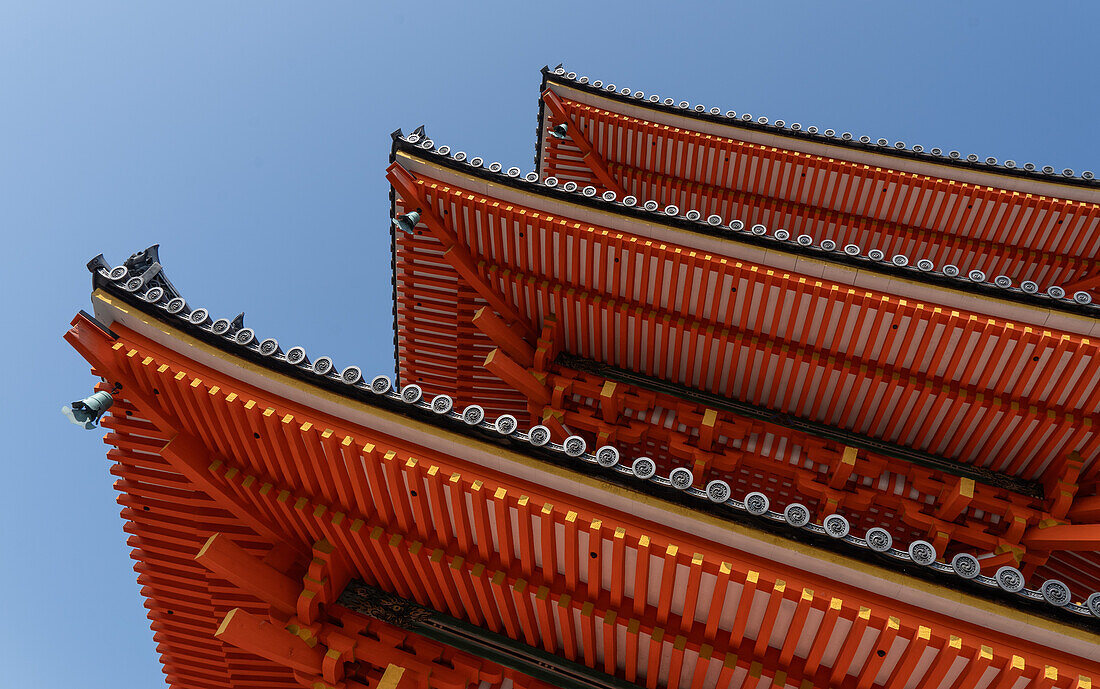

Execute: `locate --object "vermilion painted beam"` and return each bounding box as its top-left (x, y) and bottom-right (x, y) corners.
top-left (473, 306), bottom-right (536, 368)
top-left (194, 533), bottom-right (299, 615)
top-left (779, 588), bottom-right (813, 667)
top-left (483, 349), bottom-right (551, 406)
top-left (856, 616), bottom-right (900, 689)
top-left (915, 636), bottom-right (963, 689)
top-left (541, 90), bottom-right (626, 197)
top-left (387, 162), bottom-right (535, 341)
top-left (215, 608), bottom-right (325, 675)
top-left (1067, 496), bottom-right (1100, 523)
top-left (884, 629), bottom-right (928, 686)
top-left (828, 606), bottom-right (871, 687)
top-left (989, 656), bottom-right (1026, 689)
top-left (1023, 523), bottom-right (1100, 551)
top-left (1063, 272), bottom-right (1100, 293)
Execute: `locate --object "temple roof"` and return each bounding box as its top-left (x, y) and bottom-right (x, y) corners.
top-left (387, 137), bottom-right (1100, 482)
top-left (83, 248), bottom-right (1100, 626)
top-left (395, 133), bottom-right (1100, 318)
top-left (532, 70), bottom-right (1100, 298)
top-left (537, 66), bottom-right (1100, 191)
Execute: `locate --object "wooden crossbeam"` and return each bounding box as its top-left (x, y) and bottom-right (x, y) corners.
top-left (473, 306), bottom-right (535, 368)
top-left (483, 348), bottom-right (551, 406)
top-left (1063, 272), bottom-right (1100, 293)
top-left (1067, 496), bottom-right (1100, 523)
top-left (387, 162), bottom-right (535, 341)
top-left (541, 89), bottom-right (626, 197)
top-left (1023, 523), bottom-right (1100, 551)
top-left (194, 533), bottom-right (299, 615)
top-left (215, 608), bottom-right (324, 675)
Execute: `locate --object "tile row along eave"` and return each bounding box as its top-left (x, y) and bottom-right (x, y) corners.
top-left (392, 135), bottom-right (1100, 321)
top-left (67, 294), bottom-right (1100, 687)
top-left (537, 66), bottom-right (1100, 191)
top-left (80, 254), bottom-right (1100, 626)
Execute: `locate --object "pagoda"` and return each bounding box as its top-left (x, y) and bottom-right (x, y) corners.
top-left (65, 66), bottom-right (1099, 688)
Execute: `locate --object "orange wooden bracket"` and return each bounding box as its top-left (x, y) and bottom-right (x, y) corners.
top-left (828, 447), bottom-right (858, 490)
top-left (533, 316), bottom-right (564, 373)
top-left (539, 407), bottom-right (571, 440)
top-left (483, 348), bottom-right (551, 406)
top-left (473, 307), bottom-right (534, 368)
top-left (900, 501), bottom-right (999, 551)
top-left (541, 90), bottom-right (626, 197)
top-left (195, 533), bottom-right (300, 615)
top-left (215, 608), bottom-right (325, 675)
top-left (696, 408), bottom-right (718, 449)
top-left (1044, 453), bottom-right (1083, 519)
top-left (1023, 522), bottom-right (1100, 551)
top-left (310, 539), bottom-right (353, 600)
top-left (796, 470), bottom-right (875, 512)
top-left (598, 381), bottom-right (621, 422)
top-left (936, 477), bottom-right (975, 522)
top-left (387, 162), bottom-right (535, 341)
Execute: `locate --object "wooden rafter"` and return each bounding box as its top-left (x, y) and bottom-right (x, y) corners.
top-left (541, 89), bottom-right (627, 198)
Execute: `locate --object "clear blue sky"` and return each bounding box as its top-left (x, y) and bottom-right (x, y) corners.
top-left (2, 2), bottom-right (1097, 687)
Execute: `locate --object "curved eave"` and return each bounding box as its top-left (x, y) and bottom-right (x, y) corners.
top-left (84, 270), bottom-right (1100, 638)
top-left (392, 136), bottom-right (1100, 334)
top-left (539, 68), bottom-right (1100, 202)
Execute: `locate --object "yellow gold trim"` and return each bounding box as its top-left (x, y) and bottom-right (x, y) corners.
top-left (376, 664), bottom-right (406, 689)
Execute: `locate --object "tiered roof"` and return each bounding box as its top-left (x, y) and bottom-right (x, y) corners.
top-left (389, 130), bottom-right (1100, 596)
top-left (72, 255), bottom-right (1099, 687)
top-left (67, 68), bottom-right (1100, 688)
